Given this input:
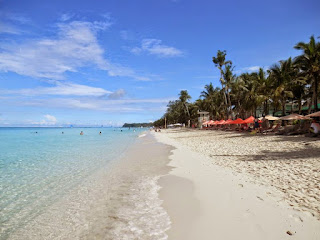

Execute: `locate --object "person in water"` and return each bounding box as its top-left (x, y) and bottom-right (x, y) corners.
top-left (99, 131), bottom-right (102, 135)
top-left (80, 131), bottom-right (84, 135)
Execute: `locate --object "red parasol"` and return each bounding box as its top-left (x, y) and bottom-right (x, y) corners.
top-left (231, 118), bottom-right (244, 124)
top-left (242, 116), bottom-right (255, 124)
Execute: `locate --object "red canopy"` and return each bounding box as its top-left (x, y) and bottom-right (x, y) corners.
top-left (202, 121), bottom-right (209, 125)
top-left (242, 116), bottom-right (255, 124)
top-left (217, 120), bottom-right (225, 125)
top-left (231, 118), bottom-right (244, 124)
top-left (223, 119), bottom-right (233, 124)
top-left (208, 120), bottom-right (215, 125)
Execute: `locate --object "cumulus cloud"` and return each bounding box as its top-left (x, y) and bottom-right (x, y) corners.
top-left (32, 114), bottom-right (57, 125)
top-left (0, 20), bottom-right (148, 80)
top-left (131, 39), bottom-right (183, 57)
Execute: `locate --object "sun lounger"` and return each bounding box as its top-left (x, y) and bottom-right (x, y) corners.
top-left (276, 125), bottom-right (295, 135)
top-left (264, 124), bottom-right (281, 134)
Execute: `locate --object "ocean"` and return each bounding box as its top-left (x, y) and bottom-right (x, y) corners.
top-left (0, 127), bottom-right (172, 239)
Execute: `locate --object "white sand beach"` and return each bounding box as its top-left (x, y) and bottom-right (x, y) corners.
top-left (155, 129), bottom-right (320, 240)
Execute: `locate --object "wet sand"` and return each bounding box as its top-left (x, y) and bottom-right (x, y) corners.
top-left (7, 133), bottom-right (172, 240)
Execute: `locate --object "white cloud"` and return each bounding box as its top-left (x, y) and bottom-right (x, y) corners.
top-left (0, 22), bottom-right (21, 34)
top-left (0, 12), bottom-right (30, 34)
top-left (20, 97), bottom-right (175, 112)
top-left (1, 82), bottom-right (112, 97)
top-left (59, 13), bottom-right (74, 22)
top-left (0, 20), bottom-right (148, 81)
top-left (108, 89), bottom-right (126, 99)
top-left (131, 39), bottom-right (183, 57)
top-left (237, 66), bottom-right (262, 73)
top-left (44, 114), bottom-right (57, 123)
top-left (32, 114), bottom-right (57, 125)
top-left (193, 75), bottom-right (220, 79)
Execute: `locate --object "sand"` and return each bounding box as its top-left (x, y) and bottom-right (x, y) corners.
top-left (7, 134), bottom-right (173, 240)
top-left (155, 129), bottom-right (320, 240)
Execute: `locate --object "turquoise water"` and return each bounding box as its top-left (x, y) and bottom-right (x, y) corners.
top-left (0, 127), bottom-right (142, 238)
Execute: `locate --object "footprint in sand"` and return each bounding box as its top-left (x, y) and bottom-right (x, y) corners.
top-left (256, 196), bottom-right (264, 201)
top-left (289, 214), bottom-right (303, 222)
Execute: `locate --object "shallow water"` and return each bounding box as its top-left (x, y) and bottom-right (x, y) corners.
top-left (0, 127), bottom-right (143, 239)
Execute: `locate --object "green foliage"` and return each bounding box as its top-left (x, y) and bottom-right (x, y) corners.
top-left (154, 35), bottom-right (320, 125)
top-left (122, 123), bottom-right (153, 128)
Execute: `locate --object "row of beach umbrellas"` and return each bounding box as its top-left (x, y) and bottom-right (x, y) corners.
top-left (202, 116), bottom-right (255, 126)
top-left (202, 111), bottom-right (320, 126)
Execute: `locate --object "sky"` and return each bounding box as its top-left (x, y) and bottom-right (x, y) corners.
top-left (0, 0), bottom-right (319, 127)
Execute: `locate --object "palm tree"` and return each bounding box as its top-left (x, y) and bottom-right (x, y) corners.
top-left (179, 90), bottom-right (191, 125)
top-left (212, 50), bottom-right (232, 117)
top-left (256, 68), bottom-right (272, 116)
top-left (200, 83), bottom-right (224, 119)
top-left (294, 35), bottom-right (320, 112)
top-left (269, 58), bottom-right (295, 116)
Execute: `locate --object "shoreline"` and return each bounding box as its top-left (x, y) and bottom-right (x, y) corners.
top-left (155, 129), bottom-right (320, 240)
top-left (6, 132), bottom-right (173, 240)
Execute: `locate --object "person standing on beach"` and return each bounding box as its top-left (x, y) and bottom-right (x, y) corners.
top-left (254, 118), bottom-right (260, 132)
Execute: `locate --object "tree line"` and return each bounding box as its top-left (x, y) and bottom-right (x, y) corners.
top-left (154, 35), bottom-right (320, 127)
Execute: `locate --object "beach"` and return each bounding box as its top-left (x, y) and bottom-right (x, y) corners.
top-left (2, 128), bottom-right (320, 239)
top-left (1, 129), bottom-right (172, 240)
top-left (156, 129), bottom-right (320, 240)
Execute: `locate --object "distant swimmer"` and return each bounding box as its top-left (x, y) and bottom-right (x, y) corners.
top-left (62, 132), bottom-right (64, 134)
top-left (99, 131), bottom-right (102, 135)
top-left (80, 131), bottom-right (84, 135)
top-left (121, 130), bottom-right (123, 132)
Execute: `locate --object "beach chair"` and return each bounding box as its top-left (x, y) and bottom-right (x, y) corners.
top-left (276, 125), bottom-right (294, 135)
top-left (265, 124), bottom-right (281, 134)
top-left (288, 122), bottom-right (311, 135)
top-left (284, 124), bottom-right (300, 135)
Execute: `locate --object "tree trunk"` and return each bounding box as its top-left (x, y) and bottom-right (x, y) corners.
top-left (314, 73), bottom-right (319, 112)
top-left (264, 100), bottom-right (268, 116)
top-left (308, 85), bottom-right (315, 114)
top-left (226, 86), bottom-right (232, 118)
top-left (298, 98), bottom-right (302, 114)
top-left (282, 100), bottom-right (286, 116)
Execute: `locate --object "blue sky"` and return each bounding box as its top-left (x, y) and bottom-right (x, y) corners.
top-left (0, 0), bottom-right (319, 126)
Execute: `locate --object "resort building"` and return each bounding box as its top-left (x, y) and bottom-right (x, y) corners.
top-left (198, 110), bottom-right (209, 128)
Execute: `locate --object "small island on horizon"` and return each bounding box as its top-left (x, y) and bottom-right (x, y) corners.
top-left (122, 123), bottom-right (153, 128)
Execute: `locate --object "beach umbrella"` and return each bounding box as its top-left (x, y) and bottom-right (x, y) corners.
top-left (265, 115), bottom-right (280, 121)
top-left (280, 113), bottom-right (310, 120)
top-left (242, 116), bottom-right (255, 124)
top-left (202, 121), bottom-right (209, 125)
top-left (259, 115), bottom-right (280, 121)
top-left (223, 119), bottom-right (233, 124)
top-left (231, 118), bottom-right (244, 124)
top-left (217, 120), bottom-right (225, 125)
top-left (208, 120), bottom-right (215, 125)
top-left (306, 111), bottom-right (320, 117)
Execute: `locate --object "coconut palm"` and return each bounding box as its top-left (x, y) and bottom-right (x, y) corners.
top-left (200, 83), bottom-right (224, 118)
top-left (212, 50), bottom-right (232, 116)
top-left (179, 90), bottom-right (191, 124)
top-left (294, 35), bottom-right (320, 112)
top-left (269, 58), bottom-right (295, 116)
